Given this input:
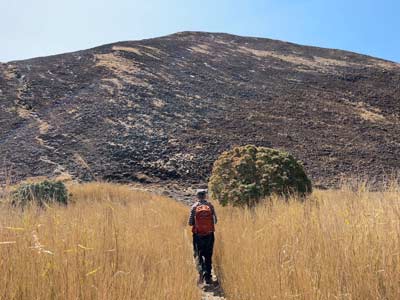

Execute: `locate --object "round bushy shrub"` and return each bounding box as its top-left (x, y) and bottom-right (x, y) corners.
top-left (209, 145), bottom-right (312, 206)
top-left (12, 180), bottom-right (69, 207)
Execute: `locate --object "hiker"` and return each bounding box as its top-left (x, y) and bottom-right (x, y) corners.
top-left (188, 189), bottom-right (217, 284)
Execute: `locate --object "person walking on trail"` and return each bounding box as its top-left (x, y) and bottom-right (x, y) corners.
top-left (188, 189), bottom-right (217, 285)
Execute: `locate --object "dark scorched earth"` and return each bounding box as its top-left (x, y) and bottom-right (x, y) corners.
top-left (1, 31), bottom-right (400, 193)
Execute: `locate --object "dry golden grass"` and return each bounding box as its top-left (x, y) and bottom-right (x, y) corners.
top-left (214, 184), bottom-right (400, 300)
top-left (3, 180), bottom-right (400, 300)
top-left (95, 53), bottom-right (149, 88)
top-left (0, 182), bottom-right (199, 300)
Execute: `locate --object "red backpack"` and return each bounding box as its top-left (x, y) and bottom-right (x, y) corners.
top-left (194, 204), bottom-right (215, 235)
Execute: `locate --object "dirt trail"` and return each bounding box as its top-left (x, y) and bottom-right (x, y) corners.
top-left (199, 274), bottom-right (225, 300)
top-left (183, 228), bottom-right (225, 300)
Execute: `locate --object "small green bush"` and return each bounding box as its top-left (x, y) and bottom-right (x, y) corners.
top-left (209, 145), bottom-right (312, 207)
top-left (12, 180), bottom-right (68, 207)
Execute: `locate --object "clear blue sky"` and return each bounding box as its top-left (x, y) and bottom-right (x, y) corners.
top-left (1, 0), bottom-right (399, 63)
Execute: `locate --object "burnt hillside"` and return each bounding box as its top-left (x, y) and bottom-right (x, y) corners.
top-left (1, 31), bottom-right (400, 189)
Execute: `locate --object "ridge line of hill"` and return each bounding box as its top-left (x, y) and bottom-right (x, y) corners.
top-left (1, 31), bottom-right (399, 191)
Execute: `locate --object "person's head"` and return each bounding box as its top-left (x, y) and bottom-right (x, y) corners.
top-left (196, 189), bottom-right (207, 201)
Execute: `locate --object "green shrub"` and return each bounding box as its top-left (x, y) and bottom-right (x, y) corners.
top-left (12, 180), bottom-right (68, 207)
top-left (209, 145), bottom-right (312, 207)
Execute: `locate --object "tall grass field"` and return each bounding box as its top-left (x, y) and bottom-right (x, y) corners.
top-left (1, 182), bottom-right (400, 299)
top-left (214, 184), bottom-right (400, 300)
top-left (0, 183), bottom-right (200, 300)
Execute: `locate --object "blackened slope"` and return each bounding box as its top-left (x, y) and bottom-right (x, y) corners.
top-left (1, 31), bottom-right (399, 187)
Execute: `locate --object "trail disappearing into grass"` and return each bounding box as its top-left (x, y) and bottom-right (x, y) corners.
top-left (0, 183), bottom-right (200, 300)
top-left (214, 186), bottom-right (400, 300)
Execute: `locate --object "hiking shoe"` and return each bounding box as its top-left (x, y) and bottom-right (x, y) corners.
top-left (204, 275), bottom-right (212, 285)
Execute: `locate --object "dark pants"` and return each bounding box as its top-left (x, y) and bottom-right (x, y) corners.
top-left (193, 233), bottom-right (215, 279)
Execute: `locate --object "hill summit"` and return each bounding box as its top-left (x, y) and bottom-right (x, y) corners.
top-left (1, 31), bottom-right (400, 189)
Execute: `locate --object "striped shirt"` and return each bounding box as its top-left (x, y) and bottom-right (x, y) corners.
top-left (188, 199), bottom-right (218, 226)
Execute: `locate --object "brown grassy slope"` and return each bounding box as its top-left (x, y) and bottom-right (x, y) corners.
top-left (1, 32), bottom-right (400, 189)
top-left (214, 185), bottom-right (400, 300)
top-left (0, 183), bottom-right (199, 300)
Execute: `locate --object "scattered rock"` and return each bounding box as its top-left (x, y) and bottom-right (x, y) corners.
top-left (1, 32), bottom-right (399, 191)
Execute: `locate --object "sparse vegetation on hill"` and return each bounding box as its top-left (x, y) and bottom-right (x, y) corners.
top-left (1, 32), bottom-right (400, 189)
top-left (214, 183), bottom-right (400, 299)
top-left (0, 183), bottom-right (199, 300)
top-left (209, 145), bottom-right (312, 206)
top-left (11, 180), bottom-right (68, 207)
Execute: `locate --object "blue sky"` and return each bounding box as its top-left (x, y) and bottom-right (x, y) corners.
top-left (1, 0), bottom-right (399, 63)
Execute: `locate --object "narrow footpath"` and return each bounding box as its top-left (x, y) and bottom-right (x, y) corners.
top-left (183, 228), bottom-right (226, 300)
top-left (199, 273), bottom-right (225, 300)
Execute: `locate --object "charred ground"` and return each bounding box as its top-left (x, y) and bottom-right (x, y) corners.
top-left (1, 31), bottom-right (400, 193)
